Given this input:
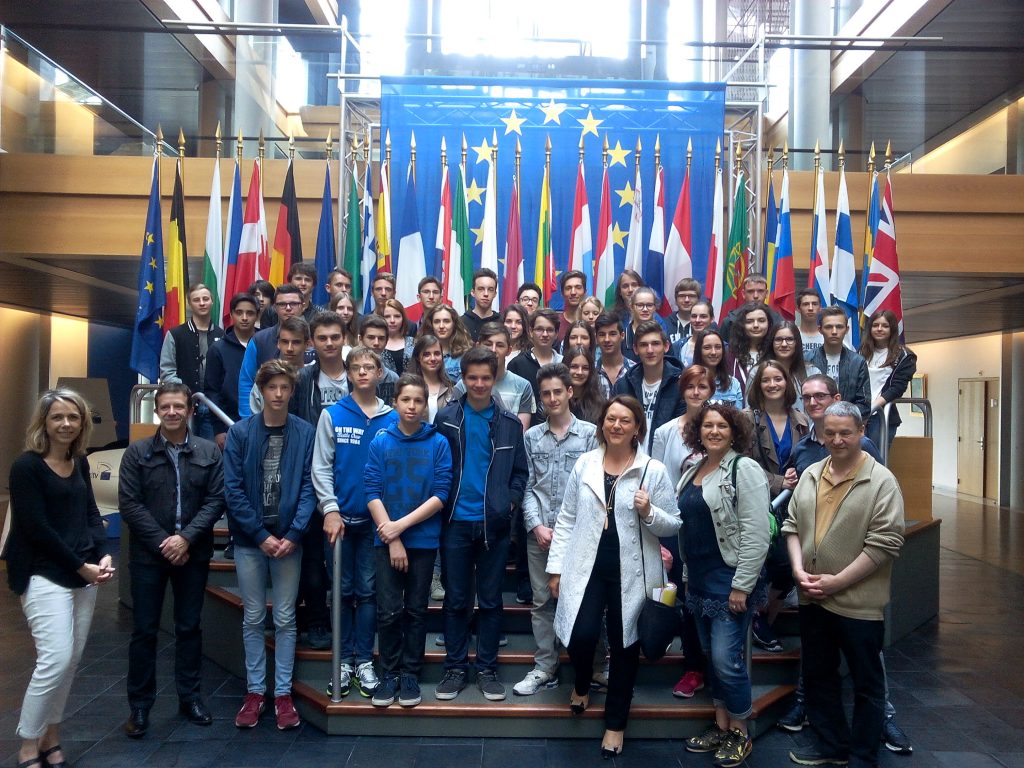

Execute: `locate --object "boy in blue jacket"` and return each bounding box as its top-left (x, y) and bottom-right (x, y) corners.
top-left (312, 347), bottom-right (398, 698)
top-left (364, 373), bottom-right (453, 707)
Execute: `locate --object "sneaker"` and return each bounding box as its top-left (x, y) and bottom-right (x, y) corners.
top-left (516, 578), bottom-right (533, 605)
top-left (306, 626), bottom-right (331, 651)
top-left (513, 669), bottom-right (557, 696)
top-left (590, 671), bottom-right (609, 693)
top-left (398, 674), bottom-right (422, 707)
top-left (326, 662), bottom-right (353, 697)
top-left (672, 671), bottom-right (705, 698)
top-left (371, 674), bottom-right (398, 707)
top-left (713, 728), bottom-right (752, 768)
top-left (234, 692), bottom-right (265, 728)
top-left (752, 615), bottom-right (784, 653)
top-left (223, 542), bottom-right (235, 560)
top-left (477, 671), bottom-right (506, 701)
top-left (430, 573), bottom-right (445, 601)
top-left (777, 699), bottom-right (807, 732)
top-left (499, 634), bottom-right (509, 647)
top-left (685, 723), bottom-right (729, 753)
top-left (882, 716), bottom-right (913, 755)
top-left (274, 694), bottom-right (300, 730)
top-left (435, 669), bottom-right (467, 700)
top-left (788, 746), bottom-right (849, 765)
top-left (435, 634), bottom-right (446, 647)
top-left (354, 661), bottom-right (380, 697)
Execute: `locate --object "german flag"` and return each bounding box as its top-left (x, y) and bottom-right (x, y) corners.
top-left (165, 159), bottom-right (189, 330)
top-left (270, 159), bottom-right (302, 286)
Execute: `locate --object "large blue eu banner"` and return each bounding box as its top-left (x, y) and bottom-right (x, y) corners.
top-left (381, 76), bottom-right (725, 308)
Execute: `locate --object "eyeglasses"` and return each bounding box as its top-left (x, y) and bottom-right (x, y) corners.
top-left (275, 301), bottom-right (301, 309)
top-left (774, 338), bottom-right (796, 345)
top-left (801, 392), bottom-right (833, 402)
top-left (634, 302), bottom-right (655, 310)
top-left (350, 364), bottom-right (378, 373)
top-left (533, 327), bottom-right (555, 335)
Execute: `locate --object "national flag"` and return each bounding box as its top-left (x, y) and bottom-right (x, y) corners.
top-left (502, 177), bottom-right (523, 308)
top-left (395, 164), bottom-right (426, 307)
top-left (201, 157), bottom-right (224, 324)
top-left (360, 163), bottom-right (377, 313)
top-left (863, 173), bottom-right (906, 340)
top-left (568, 163), bottom-right (592, 291)
top-left (270, 159), bottom-right (302, 287)
top-left (808, 166), bottom-right (831, 306)
top-left (480, 155), bottom-right (499, 275)
top-left (647, 164), bottom-right (667, 313)
top-left (534, 163), bottom-right (556, 304)
top-left (435, 162), bottom-right (454, 311)
top-left (706, 166), bottom-right (726, 319)
top-left (769, 169), bottom-right (796, 320)
top-left (721, 169), bottom-right (750, 317)
top-left (164, 159), bottom-right (189, 332)
top-left (663, 164), bottom-right (693, 316)
top-left (762, 174), bottom-right (778, 306)
top-left (257, 164), bottom-right (269, 280)
top-left (448, 165), bottom-right (472, 314)
top-left (130, 157), bottom-right (166, 382)
top-left (222, 158), bottom-right (243, 325)
top-left (859, 170), bottom-right (881, 333)
top-left (236, 161), bottom-right (268, 294)
top-left (376, 158), bottom-right (392, 274)
top-left (316, 162), bottom-right (340, 308)
top-left (594, 166), bottom-right (616, 307)
top-left (623, 165), bottom-right (644, 275)
top-left (830, 165), bottom-right (859, 348)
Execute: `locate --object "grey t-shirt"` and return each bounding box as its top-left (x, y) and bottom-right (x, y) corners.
top-left (261, 425), bottom-right (285, 534)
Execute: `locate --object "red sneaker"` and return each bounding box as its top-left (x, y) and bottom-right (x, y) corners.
top-left (673, 671), bottom-right (705, 698)
top-left (234, 692), bottom-right (265, 728)
top-left (274, 694), bottom-right (301, 730)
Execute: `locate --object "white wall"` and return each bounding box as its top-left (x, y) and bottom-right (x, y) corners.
top-left (897, 333), bottom-right (1003, 491)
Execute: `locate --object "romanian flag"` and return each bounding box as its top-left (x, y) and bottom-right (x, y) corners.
top-left (762, 174), bottom-right (778, 303)
top-left (164, 159), bottom-right (189, 331)
top-left (534, 163), bottom-right (555, 304)
top-left (130, 157), bottom-right (166, 382)
top-left (270, 159), bottom-right (302, 287)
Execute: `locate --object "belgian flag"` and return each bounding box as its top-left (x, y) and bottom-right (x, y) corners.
top-left (164, 159), bottom-right (189, 330)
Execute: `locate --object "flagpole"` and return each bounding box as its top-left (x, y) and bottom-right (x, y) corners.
top-left (156, 124), bottom-right (163, 191)
top-left (762, 146), bottom-right (774, 275)
top-left (178, 128), bottom-right (185, 185)
top-left (515, 137), bottom-right (521, 207)
top-left (811, 139), bottom-right (820, 289)
top-left (655, 134), bottom-right (662, 175)
top-left (734, 141), bottom-right (745, 283)
top-left (236, 129), bottom-right (243, 167)
top-left (884, 139), bottom-right (892, 173)
top-left (410, 131), bottom-right (417, 186)
top-left (544, 134), bottom-right (552, 305)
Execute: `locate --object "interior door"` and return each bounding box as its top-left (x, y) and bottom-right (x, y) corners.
top-left (957, 379), bottom-right (986, 497)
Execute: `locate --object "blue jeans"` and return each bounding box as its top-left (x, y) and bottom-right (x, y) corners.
top-left (340, 519), bottom-right (376, 665)
top-left (694, 607), bottom-right (754, 719)
top-left (441, 520), bottom-right (509, 674)
top-left (191, 403), bottom-right (216, 440)
top-left (234, 544), bottom-right (302, 697)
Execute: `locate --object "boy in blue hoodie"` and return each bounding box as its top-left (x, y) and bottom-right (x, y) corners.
top-left (312, 347), bottom-right (398, 698)
top-left (364, 373), bottom-right (453, 707)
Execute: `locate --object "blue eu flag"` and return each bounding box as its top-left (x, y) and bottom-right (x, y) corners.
top-left (130, 157), bottom-right (166, 382)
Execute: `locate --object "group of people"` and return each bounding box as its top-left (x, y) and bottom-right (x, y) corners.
top-left (5, 262), bottom-right (914, 768)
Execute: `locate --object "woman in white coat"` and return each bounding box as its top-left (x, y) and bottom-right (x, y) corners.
top-left (547, 395), bottom-right (681, 758)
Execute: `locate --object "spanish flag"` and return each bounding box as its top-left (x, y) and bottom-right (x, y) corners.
top-left (164, 159), bottom-right (189, 330)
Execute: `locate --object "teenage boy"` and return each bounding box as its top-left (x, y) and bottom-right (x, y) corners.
top-left (556, 270), bottom-right (587, 344)
top-left (288, 263), bottom-right (324, 322)
top-left (313, 347), bottom-right (398, 698)
top-left (238, 284), bottom-right (306, 416)
top-left (513, 364), bottom-right (597, 696)
top-left (371, 272), bottom-right (397, 308)
top-left (223, 360), bottom-right (316, 731)
top-left (364, 374), bottom-right (453, 708)
top-left (207, 293), bottom-right (260, 448)
top-left (664, 278), bottom-right (703, 344)
top-left (407, 275), bottom-right (443, 326)
top-left (159, 283), bottom-right (224, 438)
top-left (290, 311), bottom-right (349, 650)
top-left (325, 269), bottom-right (353, 301)
top-left (509, 308), bottom-right (563, 427)
top-left (612, 320), bottom-right (684, 450)
top-left (461, 268), bottom-right (500, 341)
top-left (119, 383), bottom-right (224, 737)
top-left (595, 312), bottom-right (636, 397)
top-left (455, 322), bottom-right (535, 431)
top-left (796, 289), bottom-right (824, 359)
top-left (808, 307), bottom-right (871, 420)
top-left (358, 315), bottom-right (400, 401)
top-left (247, 317), bottom-right (309, 416)
top-left (434, 348), bottom-right (529, 702)
top-left (517, 282), bottom-right (542, 315)
top-left (669, 300), bottom-right (716, 366)
top-left (622, 287), bottom-right (666, 360)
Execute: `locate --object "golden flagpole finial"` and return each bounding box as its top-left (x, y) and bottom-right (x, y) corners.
top-left (236, 130), bottom-right (243, 163)
top-left (544, 134), bottom-right (552, 169)
top-left (491, 129), bottom-right (498, 164)
top-left (461, 133), bottom-right (468, 166)
top-left (155, 125), bottom-right (164, 157)
top-left (602, 133), bottom-right (609, 168)
top-left (838, 139), bottom-right (845, 169)
top-left (578, 131), bottom-right (585, 163)
top-left (325, 129), bottom-right (333, 160)
top-left (885, 140), bottom-right (893, 167)
top-left (214, 122), bottom-right (222, 158)
top-left (177, 128), bottom-right (185, 160)
top-left (714, 138), bottom-right (721, 170)
top-left (440, 136), bottom-right (447, 168)
top-left (782, 141), bottom-right (789, 169)
top-left (634, 136), bottom-right (642, 175)
top-left (258, 128), bottom-right (265, 161)
top-left (410, 130), bottom-right (417, 184)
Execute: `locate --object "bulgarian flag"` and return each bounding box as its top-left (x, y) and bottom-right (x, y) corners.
top-left (200, 156), bottom-right (224, 323)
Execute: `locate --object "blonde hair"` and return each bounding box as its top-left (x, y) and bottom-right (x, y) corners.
top-left (25, 388), bottom-right (93, 458)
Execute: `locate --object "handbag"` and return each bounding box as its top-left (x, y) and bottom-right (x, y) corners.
top-left (634, 461), bottom-right (681, 661)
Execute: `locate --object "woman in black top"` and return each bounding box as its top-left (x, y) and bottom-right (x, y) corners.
top-left (6, 389), bottom-right (113, 768)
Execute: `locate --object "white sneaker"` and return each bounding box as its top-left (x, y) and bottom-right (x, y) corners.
top-left (513, 669), bottom-right (557, 696)
top-left (354, 661), bottom-right (380, 697)
top-left (326, 662), bottom-right (353, 696)
top-left (430, 573), bottom-right (445, 601)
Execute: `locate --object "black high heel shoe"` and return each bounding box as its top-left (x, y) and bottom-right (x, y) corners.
top-left (40, 745), bottom-right (67, 768)
top-left (570, 690), bottom-right (589, 715)
top-left (600, 730), bottom-right (624, 759)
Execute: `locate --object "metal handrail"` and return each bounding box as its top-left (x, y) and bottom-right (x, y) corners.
top-left (192, 392), bottom-right (234, 429)
top-left (877, 397), bottom-right (933, 466)
top-left (330, 535), bottom-right (343, 702)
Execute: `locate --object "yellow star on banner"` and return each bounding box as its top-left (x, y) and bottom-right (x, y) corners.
top-left (465, 178), bottom-right (485, 205)
top-left (470, 226), bottom-right (486, 245)
top-left (607, 140), bottom-right (630, 167)
top-left (539, 98), bottom-right (567, 125)
top-left (148, 257), bottom-right (157, 269)
top-left (156, 315), bottom-right (164, 328)
top-left (501, 109), bottom-right (526, 136)
top-left (612, 223), bottom-right (628, 248)
top-left (471, 138), bottom-right (491, 164)
top-left (145, 232), bottom-right (154, 245)
top-left (615, 181), bottom-right (635, 208)
top-left (577, 110), bottom-right (603, 137)
top-left (144, 280), bottom-right (154, 293)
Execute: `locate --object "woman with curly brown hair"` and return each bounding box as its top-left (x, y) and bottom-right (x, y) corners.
top-left (417, 304), bottom-right (472, 382)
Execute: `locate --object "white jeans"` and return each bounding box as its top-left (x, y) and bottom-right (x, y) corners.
top-left (17, 575), bottom-right (98, 739)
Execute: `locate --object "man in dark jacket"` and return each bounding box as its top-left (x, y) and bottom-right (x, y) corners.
top-left (809, 307), bottom-right (871, 420)
top-left (613, 320), bottom-right (685, 451)
top-left (118, 383), bottom-right (225, 738)
top-left (433, 347), bottom-right (529, 703)
top-left (205, 293), bottom-right (260, 447)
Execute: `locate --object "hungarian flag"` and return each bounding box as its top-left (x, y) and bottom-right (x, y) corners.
top-left (769, 169), bottom-right (796, 321)
top-left (395, 164), bottom-right (426, 307)
top-left (376, 158), bottom-right (392, 274)
top-left (502, 178), bottom-right (523, 308)
top-left (360, 162), bottom-right (377, 313)
top-left (534, 163), bottom-right (556, 304)
top-left (568, 163), bottom-right (592, 291)
top-left (830, 165), bottom-right (858, 348)
top-left (222, 158), bottom-right (243, 325)
top-left (593, 166), bottom-right (615, 307)
top-left (130, 157), bottom-right (166, 382)
top-left (706, 166), bottom-right (725, 319)
top-left (448, 165), bottom-right (472, 314)
top-left (435, 161), bottom-right (454, 311)
top-left (721, 169), bottom-right (750, 317)
top-left (201, 157), bottom-right (224, 324)
top-left (236, 161), bottom-right (268, 293)
top-left (808, 165), bottom-right (831, 306)
top-left (316, 162), bottom-right (340, 309)
top-left (863, 173), bottom-right (905, 339)
top-left (647, 165), bottom-right (667, 313)
top-left (663, 164), bottom-right (693, 316)
top-left (270, 160), bottom-right (302, 287)
top-left (164, 159), bottom-right (189, 331)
